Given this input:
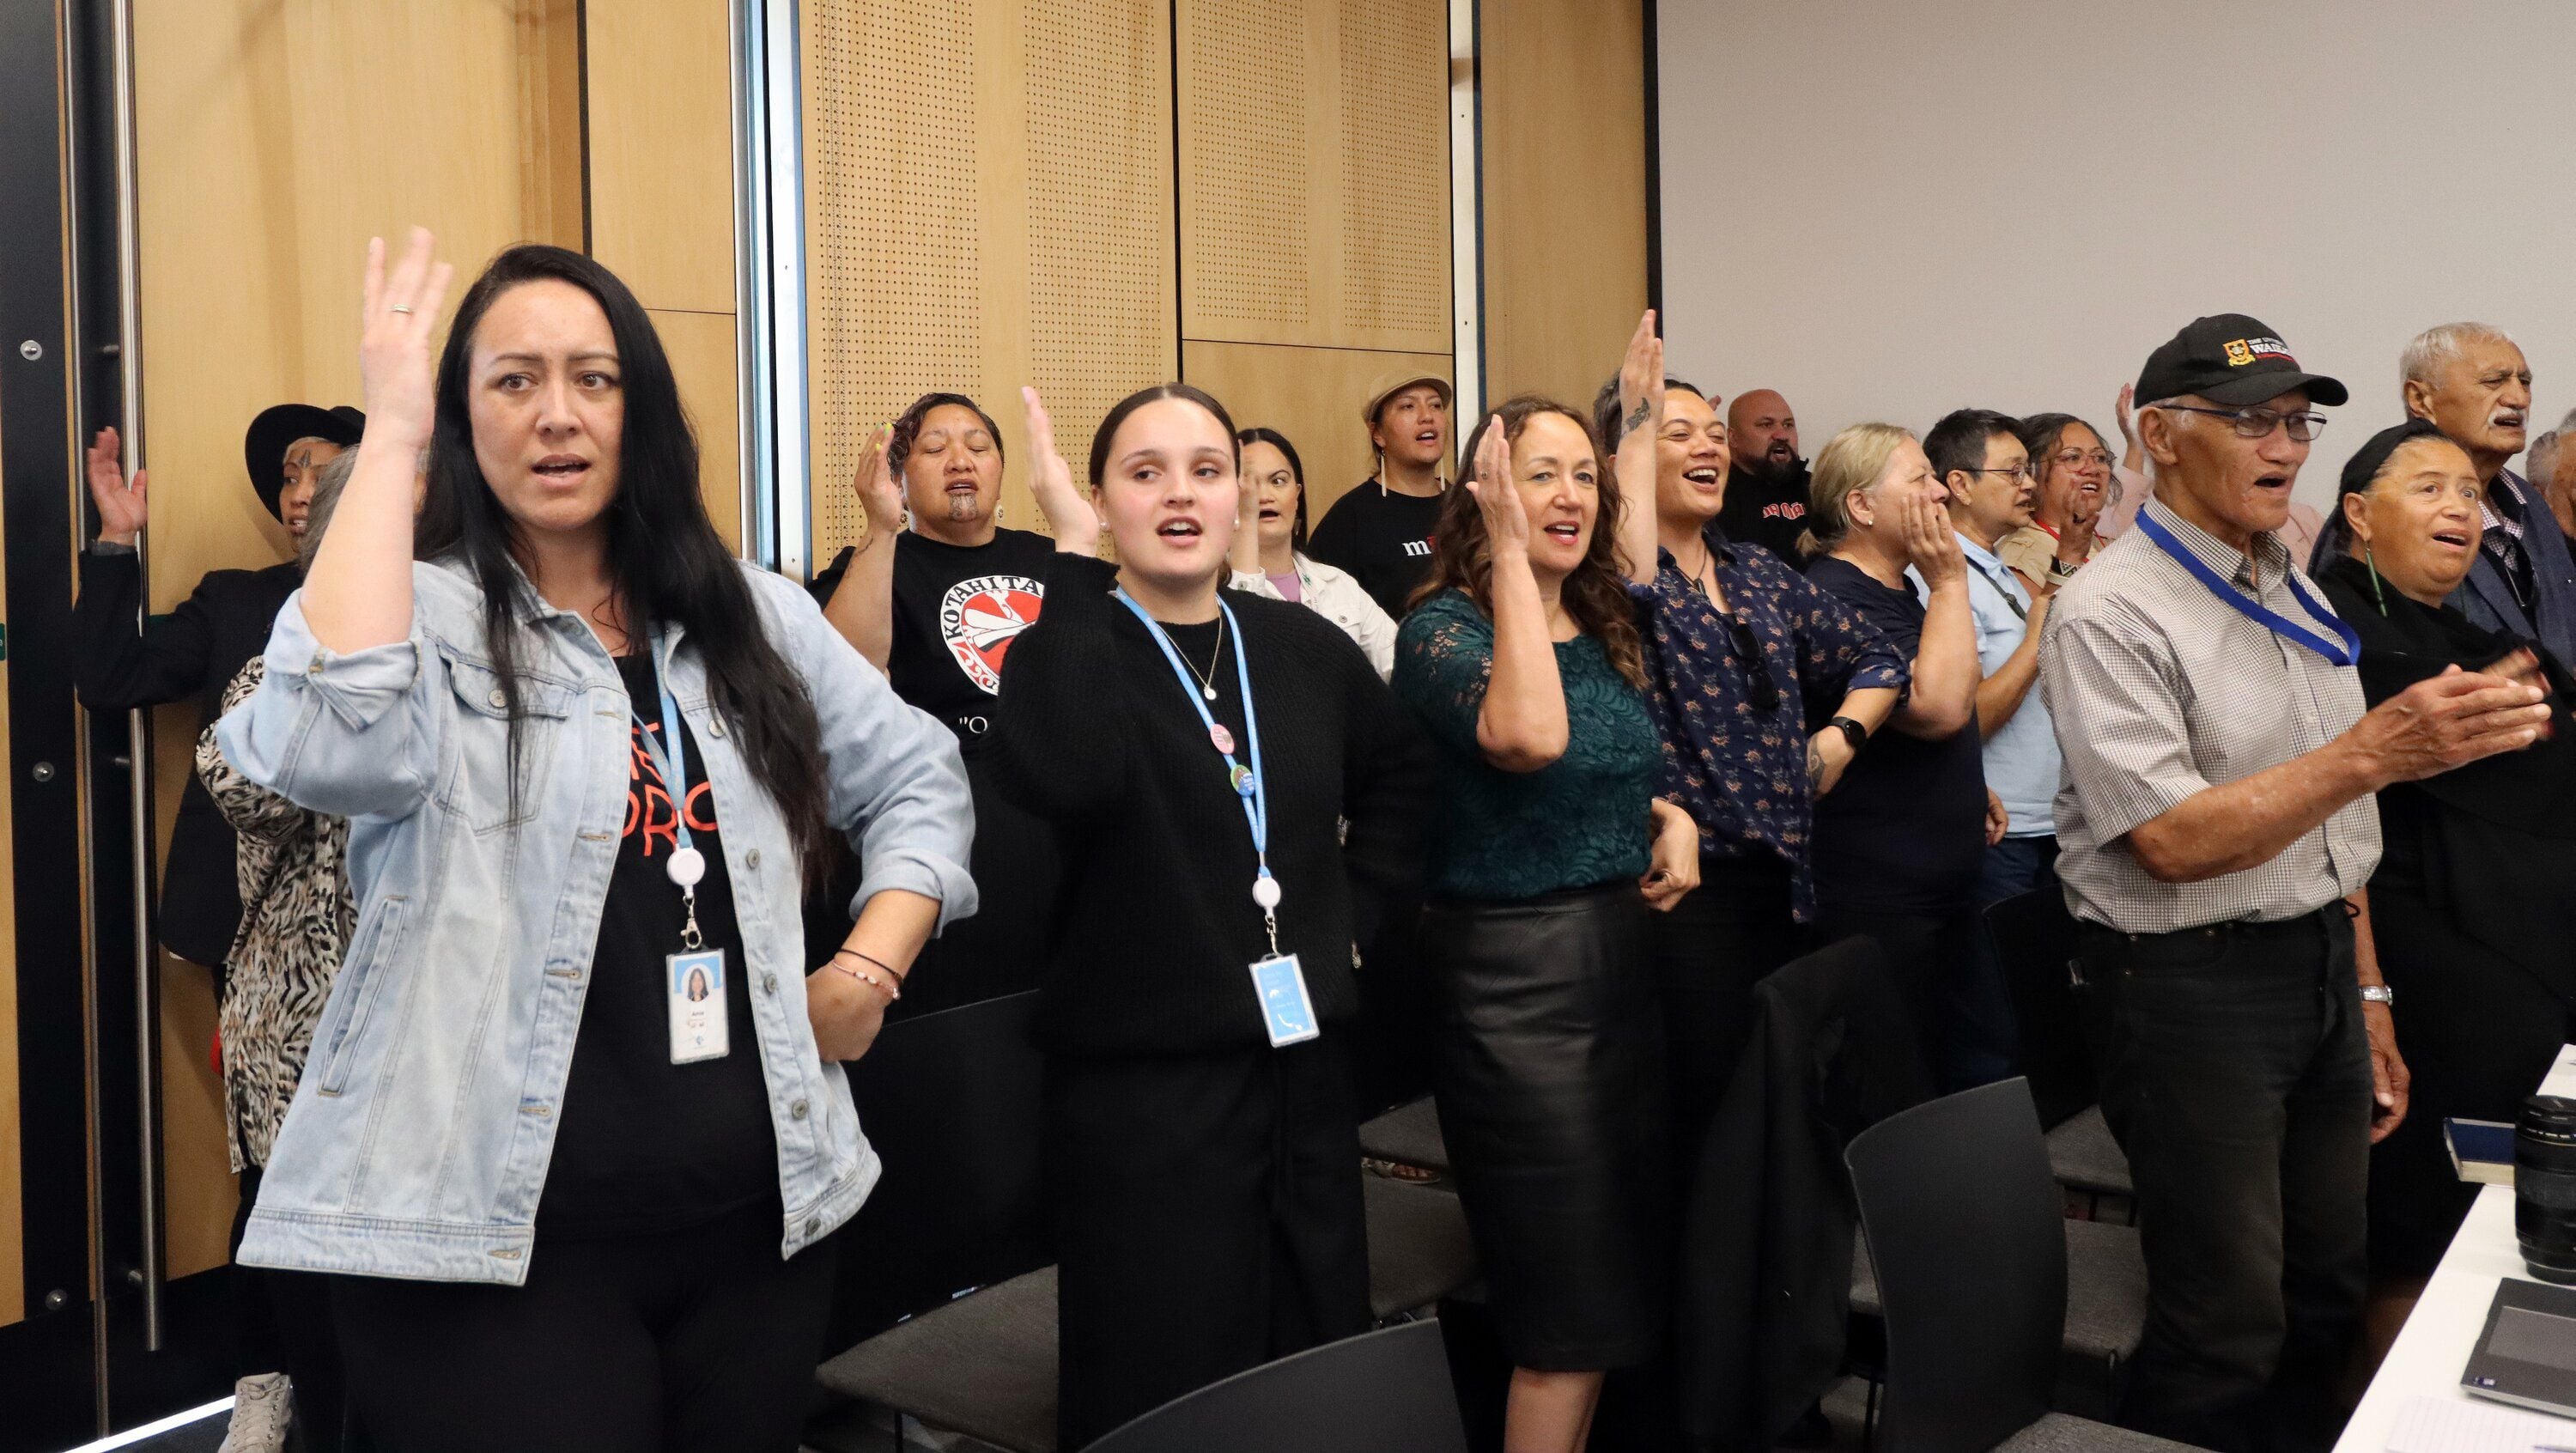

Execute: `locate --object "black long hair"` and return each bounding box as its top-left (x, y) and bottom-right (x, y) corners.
top-left (416, 245), bottom-right (833, 867)
top-left (1087, 382), bottom-right (1240, 488)
top-left (1236, 425), bottom-right (1308, 550)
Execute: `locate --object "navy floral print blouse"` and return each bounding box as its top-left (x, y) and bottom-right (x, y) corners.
top-left (1631, 528), bottom-right (1910, 920)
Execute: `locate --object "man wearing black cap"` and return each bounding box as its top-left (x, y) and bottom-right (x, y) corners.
top-left (71, 404), bottom-right (364, 971)
top-left (2038, 316), bottom-right (2549, 1451)
top-left (1307, 372), bottom-right (1451, 618)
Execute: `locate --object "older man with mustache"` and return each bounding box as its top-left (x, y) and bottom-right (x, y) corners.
top-left (2400, 321), bottom-right (2576, 666)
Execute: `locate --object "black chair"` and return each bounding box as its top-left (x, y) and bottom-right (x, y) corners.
top-left (1985, 890), bottom-right (2134, 1213)
top-left (1082, 1319), bottom-right (1467, 1453)
top-left (811, 991), bottom-right (1058, 1452)
top-left (1358, 1094), bottom-right (1449, 1176)
top-left (1845, 1079), bottom-right (2199, 1452)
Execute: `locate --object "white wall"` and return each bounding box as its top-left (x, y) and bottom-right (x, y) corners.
top-left (1656, 0), bottom-right (2576, 509)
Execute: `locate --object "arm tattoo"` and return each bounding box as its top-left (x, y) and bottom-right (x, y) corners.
top-left (1623, 398), bottom-right (1651, 438)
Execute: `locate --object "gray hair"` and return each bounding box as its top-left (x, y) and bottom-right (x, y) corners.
top-left (2531, 429), bottom-right (2567, 488)
top-left (295, 447), bottom-right (361, 572)
top-left (2400, 321), bottom-right (2518, 391)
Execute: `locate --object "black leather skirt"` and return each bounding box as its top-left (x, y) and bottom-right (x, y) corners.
top-left (1424, 882), bottom-right (1671, 1371)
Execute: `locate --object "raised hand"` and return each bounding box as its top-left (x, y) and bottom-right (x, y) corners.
top-left (1467, 415), bottom-right (1532, 555)
top-left (2114, 382), bottom-right (2137, 448)
top-left (851, 426), bottom-right (903, 537)
top-left (1901, 489), bottom-right (1965, 587)
top-left (85, 425), bottom-right (147, 544)
top-left (1615, 310), bottom-right (1665, 447)
top-left (1022, 386), bottom-right (1102, 556)
top-left (360, 228), bottom-right (454, 455)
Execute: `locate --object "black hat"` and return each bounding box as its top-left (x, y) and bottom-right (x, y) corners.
top-left (244, 404), bottom-right (366, 520)
top-left (2136, 314), bottom-right (2348, 409)
top-left (2337, 418), bottom-right (2452, 497)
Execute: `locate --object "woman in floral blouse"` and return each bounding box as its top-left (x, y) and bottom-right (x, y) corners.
top-left (1604, 313), bottom-right (1911, 1146)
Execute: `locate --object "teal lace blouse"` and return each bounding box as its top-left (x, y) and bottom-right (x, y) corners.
top-left (1393, 589), bottom-right (1659, 900)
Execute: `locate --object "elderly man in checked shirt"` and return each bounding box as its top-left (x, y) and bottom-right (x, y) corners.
top-left (2038, 314), bottom-right (2554, 1453)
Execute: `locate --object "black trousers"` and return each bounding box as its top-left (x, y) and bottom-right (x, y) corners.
top-left (328, 1201), bottom-right (838, 1453)
top-left (1049, 1038), bottom-right (1369, 1450)
top-left (229, 1165), bottom-right (361, 1452)
top-left (1651, 855), bottom-right (1807, 1158)
top-left (2076, 910), bottom-right (2371, 1453)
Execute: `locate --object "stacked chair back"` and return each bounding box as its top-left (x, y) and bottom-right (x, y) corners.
top-left (828, 989), bottom-right (1049, 1347)
top-left (1083, 1320), bottom-right (1467, 1453)
top-left (1845, 1079), bottom-right (2066, 1453)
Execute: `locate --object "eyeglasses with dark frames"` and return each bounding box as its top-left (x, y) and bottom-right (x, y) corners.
top-left (2152, 403), bottom-right (2330, 443)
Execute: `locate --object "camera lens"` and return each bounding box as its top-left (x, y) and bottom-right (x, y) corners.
top-left (2516, 1096), bottom-right (2576, 1285)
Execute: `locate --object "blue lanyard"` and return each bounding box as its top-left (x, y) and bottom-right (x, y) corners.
top-left (630, 630), bottom-right (696, 857)
top-left (2136, 509), bottom-right (2358, 667)
top-left (1112, 591), bottom-right (1280, 947)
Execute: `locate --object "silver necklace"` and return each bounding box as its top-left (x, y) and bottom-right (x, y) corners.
top-left (1176, 615), bottom-right (1227, 702)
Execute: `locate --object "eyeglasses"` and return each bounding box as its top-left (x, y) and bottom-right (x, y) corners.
top-left (1965, 465), bottom-right (2037, 483)
top-left (2051, 448), bottom-right (2115, 470)
top-left (2153, 403), bottom-right (2331, 443)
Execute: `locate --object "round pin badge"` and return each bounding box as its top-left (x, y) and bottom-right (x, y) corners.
top-left (1209, 723), bottom-right (1236, 755)
top-left (1230, 765), bottom-right (1257, 796)
top-left (665, 846), bottom-right (708, 890)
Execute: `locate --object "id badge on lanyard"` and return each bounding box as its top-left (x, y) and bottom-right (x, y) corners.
top-left (636, 629), bottom-right (730, 1064)
top-left (1113, 592), bottom-right (1317, 1049)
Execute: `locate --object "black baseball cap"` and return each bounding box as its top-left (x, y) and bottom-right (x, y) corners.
top-left (2136, 314), bottom-right (2348, 409)
top-left (243, 404), bottom-right (366, 520)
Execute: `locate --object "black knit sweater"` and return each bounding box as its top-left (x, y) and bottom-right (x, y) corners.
top-left (989, 553), bottom-right (1431, 1057)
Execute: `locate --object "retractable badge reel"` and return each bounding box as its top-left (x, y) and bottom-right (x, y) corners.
top-left (639, 632), bottom-right (729, 1064)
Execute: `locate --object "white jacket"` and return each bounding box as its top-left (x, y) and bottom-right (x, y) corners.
top-left (1230, 554), bottom-right (1398, 680)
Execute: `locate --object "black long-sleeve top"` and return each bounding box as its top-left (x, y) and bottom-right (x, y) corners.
top-left (989, 552), bottom-right (1431, 1057)
top-left (71, 546), bottom-right (301, 968)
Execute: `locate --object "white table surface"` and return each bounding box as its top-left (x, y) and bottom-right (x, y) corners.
top-left (2332, 1043), bottom-right (2576, 1451)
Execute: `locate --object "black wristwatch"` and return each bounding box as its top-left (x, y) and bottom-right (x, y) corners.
top-left (1829, 716), bottom-right (1869, 753)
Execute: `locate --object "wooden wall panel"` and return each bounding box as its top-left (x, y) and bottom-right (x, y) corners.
top-left (801, 0), bottom-right (1173, 566)
top-left (1479, 0), bottom-right (1649, 414)
top-left (588, 0), bottom-right (746, 540)
top-left (1175, 0), bottom-right (1450, 356)
top-left (1182, 341), bottom-right (1452, 522)
top-left (133, 0), bottom-right (586, 1280)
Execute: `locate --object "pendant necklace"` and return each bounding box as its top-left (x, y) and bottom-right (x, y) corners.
top-left (1175, 614), bottom-right (1228, 702)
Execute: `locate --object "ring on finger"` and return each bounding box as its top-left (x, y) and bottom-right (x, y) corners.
top-left (389, 305), bottom-right (414, 315)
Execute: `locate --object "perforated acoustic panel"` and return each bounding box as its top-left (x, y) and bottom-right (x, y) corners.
top-left (1180, 0), bottom-right (1312, 334)
top-left (1337, 0), bottom-right (1450, 340)
top-left (1024, 0), bottom-right (1176, 491)
top-left (803, 0), bottom-right (982, 559)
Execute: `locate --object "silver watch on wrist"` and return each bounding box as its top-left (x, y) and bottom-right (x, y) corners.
top-left (2360, 984), bottom-right (2396, 1006)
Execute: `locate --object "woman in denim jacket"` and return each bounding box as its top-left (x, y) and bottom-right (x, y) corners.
top-left (215, 232), bottom-right (975, 1453)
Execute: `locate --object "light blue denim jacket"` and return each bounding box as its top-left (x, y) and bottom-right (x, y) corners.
top-left (214, 556), bottom-right (976, 1283)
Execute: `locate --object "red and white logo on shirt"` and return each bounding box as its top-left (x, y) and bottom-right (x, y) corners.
top-left (939, 574), bottom-right (1045, 694)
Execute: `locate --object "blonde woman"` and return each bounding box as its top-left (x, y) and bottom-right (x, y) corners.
top-left (1798, 423), bottom-right (1994, 1084)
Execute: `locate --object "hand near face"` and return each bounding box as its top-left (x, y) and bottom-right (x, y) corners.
top-left (359, 228), bottom-right (454, 455)
top-left (1901, 489), bottom-right (1966, 587)
top-left (1467, 416), bottom-right (1532, 556)
top-left (85, 426), bottom-right (148, 545)
top-left (1022, 386), bottom-right (1103, 554)
top-left (852, 426), bottom-right (902, 536)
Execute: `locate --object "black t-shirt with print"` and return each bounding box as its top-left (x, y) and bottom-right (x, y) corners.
top-left (809, 527), bottom-right (1057, 747)
top-left (1306, 482), bottom-right (1444, 622)
top-left (1718, 460), bottom-right (1814, 567)
top-left (537, 651), bottom-right (777, 1237)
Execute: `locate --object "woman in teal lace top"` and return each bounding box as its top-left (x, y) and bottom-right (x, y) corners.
top-left (1394, 396), bottom-right (1699, 1453)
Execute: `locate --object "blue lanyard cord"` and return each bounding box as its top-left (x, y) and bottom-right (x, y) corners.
top-left (2136, 510), bottom-right (2359, 667)
top-left (1111, 591), bottom-right (1279, 951)
top-left (629, 631), bottom-right (696, 854)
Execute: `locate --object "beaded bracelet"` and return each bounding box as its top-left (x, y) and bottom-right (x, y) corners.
top-left (830, 949), bottom-right (902, 1000)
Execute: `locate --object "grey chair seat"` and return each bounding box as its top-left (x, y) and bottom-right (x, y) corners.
top-left (1996, 1411), bottom-right (2210, 1451)
top-left (1358, 1096), bottom-right (1449, 1175)
top-left (2047, 1106), bottom-right (2135, 1200)
top-left (1854, 1216), bottom-right (2146, 1369)
top-left (816, 1266), bottom-right (1060, 1453)
top-left (1362, 1173), bottom-right (1476, 1320)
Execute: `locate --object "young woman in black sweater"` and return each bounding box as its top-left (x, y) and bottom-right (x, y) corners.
top-left (990, 383), bottom-right (1431, 1447)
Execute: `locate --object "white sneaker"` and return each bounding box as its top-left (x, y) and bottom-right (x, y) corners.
top-left (217, 1372), bottom-right (292, 1453)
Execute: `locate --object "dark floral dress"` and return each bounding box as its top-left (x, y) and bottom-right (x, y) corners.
top-left (1629, 529), bottom-right (1908, 921)
top-left (1394, 589), bottom-right (1659, 900)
